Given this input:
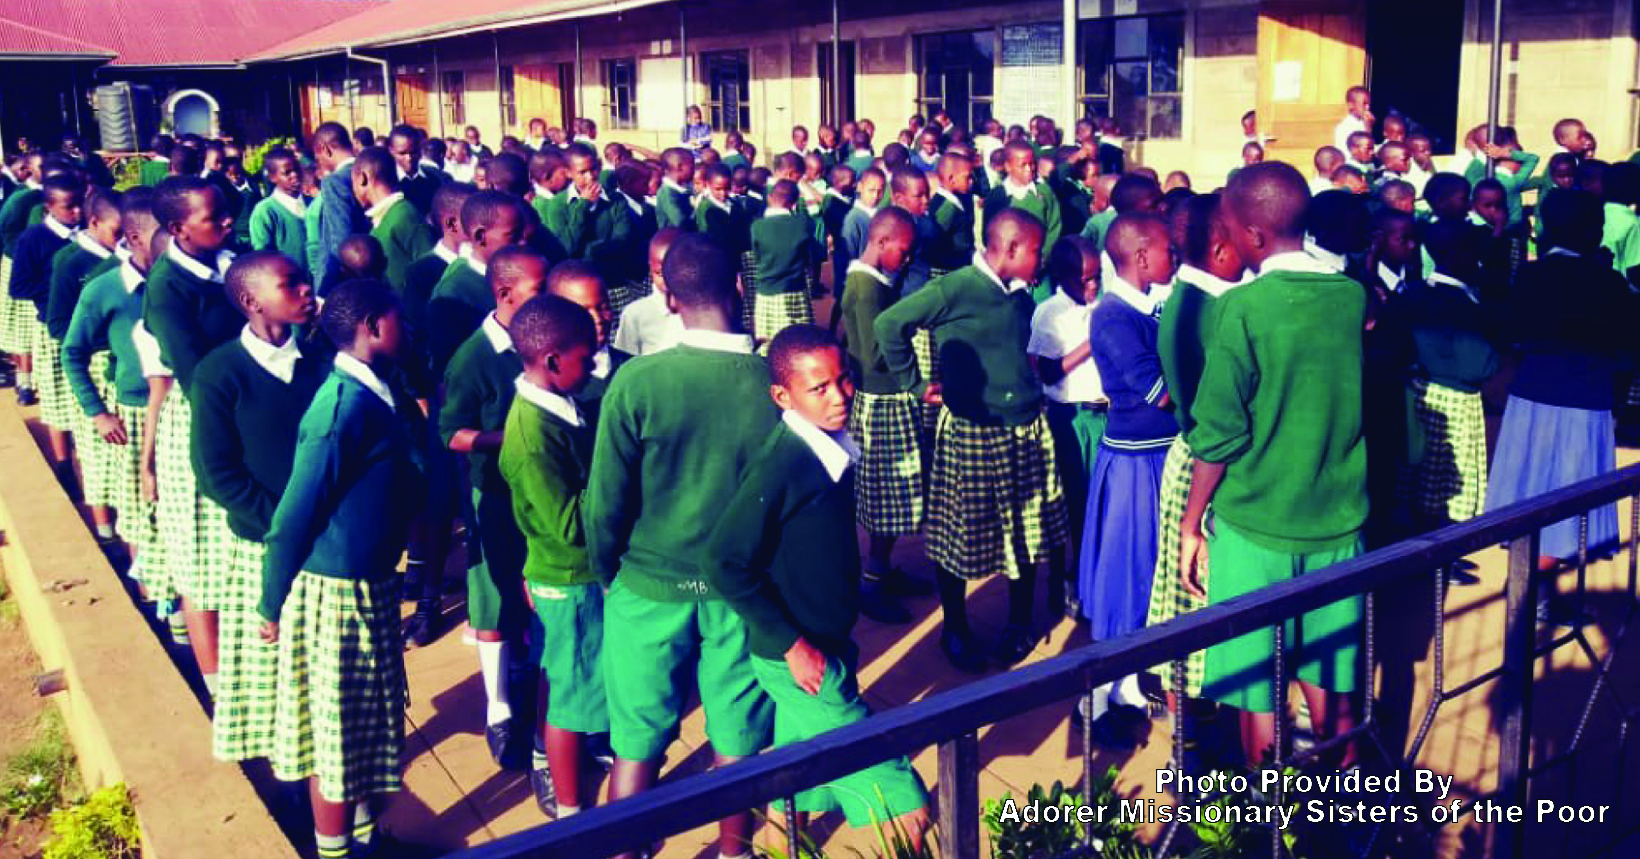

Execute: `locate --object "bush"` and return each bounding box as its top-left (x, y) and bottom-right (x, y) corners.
top-left (42, 784), bottom-right (141, 859)
top-left (244, 137), bottom-right (295, 178)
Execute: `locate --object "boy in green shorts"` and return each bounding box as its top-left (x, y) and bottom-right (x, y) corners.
top-left (438, 245), bottom-right (549, 767)
top-left (585, 232), bottom-right (776, 859)
top-left (706, 324), bottom-right (930, 845)
top-left (499, 293), bottom-right (605, 820)
top-left (427, 191), bottom-right (528, 374)
top-left (354, 147), bottom-right (435, 296)
top-left (1179, 162), bottom-right (1366, 767)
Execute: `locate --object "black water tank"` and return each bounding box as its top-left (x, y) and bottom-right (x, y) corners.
top-left (94, 82), bottom-right (156, 152)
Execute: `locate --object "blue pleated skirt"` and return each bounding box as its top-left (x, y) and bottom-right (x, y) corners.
top-left (1079, 442), bottom-right (1169, 640)
top-left (1485, 395), bottom-right (1620, 560)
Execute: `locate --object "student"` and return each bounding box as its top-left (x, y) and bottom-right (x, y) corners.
top-left (1420, 173), bottom-right (1474, 279)
top-left (547, 144), bottom-right (637, 290)
top-left (1304, 189), bottom-right (1369, 274)
top-left (984, 140), bottom-right (1063, 257)
top-left (403, 182), bottom-right (476, 336)
top-left (497, 293), bottom-right (605, 819)
top-left (45, 190), bottom-right (121, 456)
top-left (354, 147), bottom-right (435, 295)
top-left (1345, 132), bottom-right (1377, 175)
top-left (1028, 235), bottom-right (1105, 619)
top-left (887, 167), bottom-right (936, 305)
top-left (1148, 195), bottom-right (1246, 704)
top-left (1311, 146), bottom-right (1345, 196)
top-left (584, 233), bottom-right (777, 859)
top-left (1485, 189), bottom-right (1632, 620)
top-left (260, 279), bottom-right (425, 859)
top-left (439, 246), bottom-right (549, 767)
top-left (720, 131), bottom-right (749, 173)
top-left (929, 153), bottom-right (977, 276)
top-left (696, 163), bottom-right (756, 332)
top-left (464, 126), bottom-right (493, 160)
top-left (13, 174), bottom-right (84, 480)
top-left (1534, 152), bottom-right (1579, 241)
top-left (656, 148), bottom-right (698, 231)
top-left (839, 208), bottom-right (927, 625)
top-left (875, 210), bottom-right (1068, 671)
top-left (1229, 142), bottom-right (1264, 185)
top-left (1552, 117), bottom-right (1594, 158)
top-left (144, 175), bottom-right (241, 695)
top-left (612, 227), bottom-right (684, 357)
top-left (1376, 141), bottom-right (1412, 186)
top-left (844, 132), bottom-right (876, 178)
top-left (1377, 180), bottom-right (1417, 215)
top-left (1463, 127), bottom-right (1539, 229)
top-left (1078, 213), bottom-right (1179, 742)
top-left (337, 235), bottom-right (386, 282)
top-left (311, 123), bottom-right (368, 293)
top-left (840, 167), bottom-right (886, 274)
top-left (142, 135), bottom-right (174, 187)
top-left (704, 324), bottom-right (932, 845)
top-left (527, 148), bottom-right (569, 225)
top-left (1079, 174), bottom-right (1120, 251)
top-left (1405, 135), bottom-right (1438, 200)
top-left (1180, 162), bottom-right (1367, 768)
top-left (1333, 85), bottom-right (1373, 154)
top-left (446, 140), bottom-right (476, 184)
top-left (1331, 165), bottom-right (1369, 196)
top-left (427, 191), bottom-right (528, 373)
top-left (748, 180), bottom-right (819, 343)
top-left (300, 163), bottom-right (326, 284)
top-left (192, 252), bottom-right (327, 764)
top-left (1582, 160), bottom-right (1640, 282)
top-left (545, 261), bottom-right (617, 401)
top-left (221, 155), bottom-right (262, 251)
top-left (681, 106), bottom-right (713, 152)
top-left (248, 149), bottom-right (310, 273)
top-left (1472, 178), bottom-right (1528, 301)
top-left (822, 164), bottom-right (857, 290)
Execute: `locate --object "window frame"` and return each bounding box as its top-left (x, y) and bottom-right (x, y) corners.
top-left (914, 30), bottom-right (996, 133)
top-left (701, 49), bottom-right (751, 133)
top-left (499, 65), bottom-right (518, 129)
top-left (601, 57), bottom-right (639, 130)
top-left (1077, 12), bottom-right (1185, 141)
top-left (441, 70), bottom-right (466, 127)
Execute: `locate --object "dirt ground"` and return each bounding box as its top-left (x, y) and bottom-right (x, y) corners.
top-left (0, 556), bottom-right (58, 859)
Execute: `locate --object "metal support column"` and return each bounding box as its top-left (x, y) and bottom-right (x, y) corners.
top-left (434, 47), bottom-right (444, 138)
top-left (494, 31), bottom-right (504, 135)
top-left (1485, 0), bottom-right (1504, 178)
top-left (1063, 0), bottom-right (1076, 130)
top-left (574, 23), bottom-right (583, 123)
top-left (831, 0), bottom-right (841, 126)
top-left (1496, 531), bottom-right (1540, 859)
top-left (680, 3), bottom-right (689, 122)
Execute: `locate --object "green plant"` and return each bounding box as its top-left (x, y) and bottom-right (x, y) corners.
top-left (42, 784), bottom-right (140, 859)
top-left (244, 137), bottom-right (295, 178)
top-left (111, 156), bottom-right (144, 191)
top-left (755, 789), bottom-right (935, 859)
top-left (2, 710), bottom-right (77, 821)
top-left (984, 778), bottom-right (1115, 859)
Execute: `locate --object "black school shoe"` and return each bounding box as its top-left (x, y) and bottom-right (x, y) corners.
top-left (875, 568), bottom-right (935, 597)
top-left (530, 762), bottom-right (558, 818)
top-left (991, 623), bottom-right (1037, 666)
top-left (17, 387), bottom-right (37, 406)
top-left (940, 630), bottom-right (987, 674)
top-left (485, 721), bottom-right (513, 767)
top-left (857, 586), bottom-right (912, 625)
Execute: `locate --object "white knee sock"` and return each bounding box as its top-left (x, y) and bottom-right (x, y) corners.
top-left (477, 640), bottom-right (511, 725)
top-left (1110, 673), bottom-right (1143, 710)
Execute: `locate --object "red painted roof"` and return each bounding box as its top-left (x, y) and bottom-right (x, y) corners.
top-left (0, 16), bottom-right (114, 59)
top-left (0, 0), bottom-right (382, 67)
top-left (249, 0), bottom-right (666, 62)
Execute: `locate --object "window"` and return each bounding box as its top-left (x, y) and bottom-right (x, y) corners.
top-left (441, 70), bottom-right (465, 126)
top-left (703, 50), bottom-right (750, 132)
top-left (817, 41), bottom-right (856, 127)
top-left (916, 31), bottom-right (995, 132)
top-left (1079, 14), bottom-right (1184, 140)
top-left (602, 58), bottom-right (638, 130)
top-left (499, 65), bottom-right (517, 129)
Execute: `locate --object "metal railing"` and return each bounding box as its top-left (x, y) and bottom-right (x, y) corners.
top-left (445, 463), bottom-right (1640, 859)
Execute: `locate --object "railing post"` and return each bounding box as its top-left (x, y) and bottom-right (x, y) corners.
top-left (938, 731), bottom-right (980, 859)
top-left (1496, 532), bottom-right (1539, 859)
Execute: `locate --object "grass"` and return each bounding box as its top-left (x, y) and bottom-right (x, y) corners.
top-left (1, 708), bottom-right (81, 823)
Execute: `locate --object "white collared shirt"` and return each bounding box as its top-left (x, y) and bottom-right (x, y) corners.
top-left (971, 251), bottom-right (1025, 294)
top-left (481, 313), bottom-right (513, 353)
top-left (533, 182), bottom-right (558, 201)
top-left (663, 177), bottom-right (690, 195)
top-left (446, 161), bottom-right (475, 183)
top-left (335, 156), bottom-right (356, 172)
top-left (270, 189), bottom-right (307, 219)
top-left (612, 290), bottom-right (683, 357)
top-left (465, 256), bottom-right (487, 278)
top-left (676, 327), bottom-right (754, 354)
top-left (620, 192), bottom-right (645, 217)
top-left (150, 155), bottom-right (169, 165)
top-left (1546, 247), bottom-right (1582, 258)
top-left (114, 240), bottom-right (132, 264)
top-left (593, 345), bottom-right (612, 379)
top-left (764, 206), bottom-right (792, 218)
top-left (1101, 271), bottom-right (1165, 317)
top-left (1426, 270), bottom-right (1480, 304)
top-left (1028, 290), bottom-right (1103, 405)
top-left (1002, 178), bottom-right (1039, 201)
top-left (1259, 250), bottom-right (1341, 276)
top-left (333, 352), bottom-right (394, 409)
top-left (42, 214), bottom-right (76, 240)
top-left (433, 242), bottom-right (460, 264)
top-left (418, 157), bottom-right (442, 173)
top-left (131, 320), bottom-right (172, 379)
top-left (704, 195), bottom-right (732, 214)
top-left (119, 259), bottom-right (144, 295)
top-left (852, 199), bottom-right (876, 218)
top-left (780, 409), bottom-right (859, 483)
top-left (513, 375), bottom-right (583, 427)
top-left (1334, 113), bottom-right (1369, 153)
top-left (365, 191), bottom-right (405, 227)
top-left (74, 231), bottom-right (112, 259)
top-left (1308, 175), bottom-right (1335, 196)
top-left (0, 167), bottom-right (16, 185)
top-left (1175, 264), bottom-right (1245, 299)
top-left (164, 240), bottom-right (233, 282)
top-left (935, 186), bottom-right (966, 210)
top-left (846, 259), bottom-right (892, 286)
top-left (239, 325), bottom-right (301, 384)
top-left (826, 186), bottom-right (851, 203)
top-left (1377, 261), bottom-right (1406, 293)
top-left (1303, 237), bottom-right (1348, 273)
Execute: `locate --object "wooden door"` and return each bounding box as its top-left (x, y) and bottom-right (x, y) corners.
top-left (396, 73), bottom-right (430, 132)
top-left (1256, 0), bottom-right (1367, 166)
top-left (514, 63), bottom-right (564, 133)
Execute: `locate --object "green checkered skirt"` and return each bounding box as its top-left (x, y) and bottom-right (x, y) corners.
top-left (739, 250), bottom-right (758, 334)
top-left (109, 401), bottom-right (155, 551)
top-left (0, 257), bottom-right (31, 353)
top-left (32, 323), bottom-right (74, 429)
top-left (80, 352), bottom-right (121, 508)
top-left (849, 390), bottom-right (925, 537)
top-left (1146, 436), bottom-right (1206, 697)
top-left (753, 290), bottom-right (815, 343)
top-left (155, 387), bottom-right (234, 609)
top-left (1398, 378), bottom-right (1487, 523)
top-left (270, 571), bottom-right (406, 803)
top-left (214, 534), bottom-right (279, 762)
top-left (912, 330), bottom-right (940, 435)
top-left (927, 408), bottom-right (1068, 580)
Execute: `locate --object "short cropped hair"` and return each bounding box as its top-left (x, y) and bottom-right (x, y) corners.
top-left (459, 191), bottom-right (527, 235)
top-left (511, 293), bottom-right (597, 365)
top-left (766, 323), bottom-right (841, 387)
top-left (661, 232), bottom-right (737, 313)
top-left (318, 278), bottom-right (398, 348)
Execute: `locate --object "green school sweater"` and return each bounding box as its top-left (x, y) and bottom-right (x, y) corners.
top-left (302, 200), bottom-right (325, 288)
top-left (874, 263), bottom-right (1042, 426)
top-left (530, 193), bottom-right (555, 239)
top-left (260, 368), bottom-right (428, 621)
top-left (696, 198), bottom-right (747, 255)
top-left (47, 242), bottom-right (116, 340)
top-left (1188, 267), bottom-right (1368, 552)
top-left (139, 158), bottom-right (170, 187)
top-left (549, 192), bottom-right (637, 284)
top-left (1396, 280), bottom-right (1500, 393)
top-left (839, 265), bottom-right (901, 394)
top-left (656, 184), bottom-right (695, 231)
top-left (750, 211), bottom-right (817, 296)
top-left (248, 195), bottom-right (309, 271)
top-left (584, 342), bottom-right (779, 601)
top-left (370, 195), bottom-right (436, 295)
top-left (1463, 151), bottom-right (1540, 227)
top-left (721, 153), bottom-right (749, 173)
top-left (142, 251), bottom-right (241, 392)
top-left (704, 420), bottom-right (859, 660)
top-left (929, 192), bottom-right (976, 271)
top-left (499, 392), bottom-right (596, 587)
top-left (191, 337), bottom-right (330, 540)
top-left (62, 266), bottom-right (147, 413)
top-left (1157, 272), bottom-right (1230, 436)
top-left (427, 257), bottom-right (493, 375)
top-left (229, 181), bottom-right (262, 249)
top-left (1081, 207), bottom-right (1117, 252)
top-left (982, 180), bottom-right (1062, 255)
top-left (0, 188), bottom-right (41, 258)
top-left (402, 248), bottom-right (452, 333)
top-left (438, 323), bottom-right (522, 492)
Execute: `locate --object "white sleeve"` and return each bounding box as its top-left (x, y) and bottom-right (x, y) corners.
top-left (1026, 302), bottom-right (1066, 359)
top-left (612, 302), bottom-right (644, 356)
top-left (130, 320), bottom-right (174, 379)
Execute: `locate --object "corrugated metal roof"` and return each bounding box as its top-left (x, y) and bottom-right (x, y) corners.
top-left (248, 0), bottom-right (670, 62)
top-left (0, 0), bottom-right (381, 68)
top-left (0, 16), bottom-right (114, 60)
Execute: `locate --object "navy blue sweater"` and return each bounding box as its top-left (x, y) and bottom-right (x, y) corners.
top-left (1089, 291), bottom-right (1178, 449)
top-left (1507, 252), bottom-right (1638, 411)
top-left (10, 223), bottom-right (71, 319)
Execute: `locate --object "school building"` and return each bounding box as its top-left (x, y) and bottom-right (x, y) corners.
top-left (1, 0), bottom-right (1637, 180)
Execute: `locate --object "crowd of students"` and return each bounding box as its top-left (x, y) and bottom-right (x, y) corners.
top-left (0, 85), bottom-right (1634, 858)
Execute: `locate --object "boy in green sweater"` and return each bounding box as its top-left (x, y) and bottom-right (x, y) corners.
top-left (248, 149), bottom-right (310, 277)
top-left (585, 232), bottom-right (776, 859)
top-left (260, 279), bottom-right (425, 859)
top-left (1179, 162), bottom-right (1367, 768)
top-left (439, 245), bottom-right (549, 768)
top-left (983, 140), bottom-right (1063, 263)
top-left (191, 251), bottom-right (326, 766)
top-left (500, 293), bottom-right (605, 820)
top-left (546, 261), bottom-right (617, 402)
top-left (546, 144), bottom-right (637, 290)
top-left (704, 324), bottom-right (930, 844)
top-left (354, 147), bottom-right (435, 297)
top-left (656, 148), bottom-right (697, 232)
top-left (404, 182), bottom-right (475, 336)
top-left (427, 192), bottom-right (528, 374)
top-left (749, 179), bottom-right (819, 343)
top-left (528, 148), bottom-right (570, 228)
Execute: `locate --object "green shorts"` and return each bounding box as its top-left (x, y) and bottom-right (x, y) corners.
top-left (601, 579), bottom-right (772, 761)
top-left (1200, 515), bottom-right (1364, 714)
top-left (750, 652), bottom-right (928, 827)
top-left (528, 582), bottom-right (609, 734)
top-left (467, 486), bottom-right (529, 633)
